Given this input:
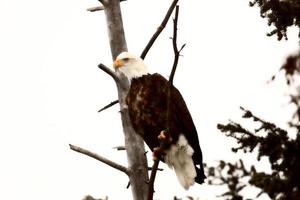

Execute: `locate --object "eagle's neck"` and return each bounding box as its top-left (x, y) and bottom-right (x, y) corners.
top-left (118, 61), bottom-right (149, 81)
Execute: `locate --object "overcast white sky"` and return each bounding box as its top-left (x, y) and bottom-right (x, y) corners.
top-left (0, 0), bottom-right (299, 200)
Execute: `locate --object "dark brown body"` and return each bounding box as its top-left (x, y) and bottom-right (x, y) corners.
top-left (126, 73), bottom-right (206, 184)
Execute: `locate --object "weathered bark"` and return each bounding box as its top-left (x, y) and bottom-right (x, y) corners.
top-left (102, 1), bottom-right (149, 200)
top-left (103, 0), bottom-right (127, 60)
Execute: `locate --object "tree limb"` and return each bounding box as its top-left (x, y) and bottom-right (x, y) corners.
top-left (147, 6), bottom-right (181, 200)
top-left (69, 144), bottom-right (129, 175)
top-left (98, 63), bottom-right (120, 83)
top-left (147, 160), bottom-right (159, 200)
top-left (87, 6), bottom-right (104, 12)
top-left (74, 1), bottom-right (149, 199)
top-left (98, 100), bottom-right (119, 113)
top-left (169, 6), bottom-right (183, 84)
top-left (140, 0), bottom-right (179, 59)
top-left (103, 0), bottom-right (127, 60)
top-left (102, 1), bottom-right (150, 199)
top-left (113, 145), bottom-right (126, 151)
top-left (148, 166), bottom-right (163, 171)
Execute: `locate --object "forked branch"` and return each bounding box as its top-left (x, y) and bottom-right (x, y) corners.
top-left (169, 6), bottom-right (185, 84)
top-left (140, 0), bottom-right (179, 59)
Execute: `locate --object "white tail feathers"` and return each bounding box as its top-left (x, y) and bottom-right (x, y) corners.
top-left (165, 134), bottom-right (197, 190)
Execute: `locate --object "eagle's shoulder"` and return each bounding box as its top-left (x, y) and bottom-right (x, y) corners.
top-left (130, 73), bottom-right (167, 87)
top-left (149, 73), bottom-right (168, 82)
top-left (131, 73), bottom-right (166, 80)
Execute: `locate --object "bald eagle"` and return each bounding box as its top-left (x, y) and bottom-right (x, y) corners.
top-left (113, 52), bottom-right (206, 189)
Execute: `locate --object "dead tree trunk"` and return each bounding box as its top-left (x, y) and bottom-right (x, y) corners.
top-left (102, 0), bottom-right (149, 199)
top-left (70, 1), bottom-right (179, 199)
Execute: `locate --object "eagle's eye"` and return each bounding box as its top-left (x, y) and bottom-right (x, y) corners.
top-left (123, 58), bottom-right (130, 62)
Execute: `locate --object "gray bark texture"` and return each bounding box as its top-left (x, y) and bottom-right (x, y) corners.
top-left (102, 0), bottom-right (150, 199)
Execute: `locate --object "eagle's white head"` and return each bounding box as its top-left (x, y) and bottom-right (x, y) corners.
top-left (113, 52), bottom-right (149, 80)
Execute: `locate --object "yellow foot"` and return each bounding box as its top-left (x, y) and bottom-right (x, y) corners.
top-left (158, 130), bottom-right (167, 140)
top-left (158, 130), bottom-right (172, 143)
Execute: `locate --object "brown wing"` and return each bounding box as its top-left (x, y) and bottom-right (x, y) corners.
top-left (126, 73), bottom-right (205, 183)
top-left (126, 73), bottom-right (203, 163)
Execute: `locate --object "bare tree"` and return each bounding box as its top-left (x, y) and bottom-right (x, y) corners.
top-left (69, 0), bottom-right (179, 200)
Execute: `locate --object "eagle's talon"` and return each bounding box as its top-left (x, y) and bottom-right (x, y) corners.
top-left (152, 156), bottom-right (158, 161)
top-left (158, 130), bottom-right (167, 140)
top-left (158, 130), bottom-right (173, 144)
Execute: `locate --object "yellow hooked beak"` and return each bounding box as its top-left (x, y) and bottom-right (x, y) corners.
top-left (113, 58), bottom-right (123, 69)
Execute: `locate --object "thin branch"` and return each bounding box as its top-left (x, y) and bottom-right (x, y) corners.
top-left (148, 167), bottom-right (163, 171)
top-left (69, 144), bottom-right (129, 175)
top-left (147, 160), bottom-right (160, 200)
top-left (87, 6), bottom-right (104, 12)
top-left (140, 0), bottom-right (179, 59)
top-left (98, 100), bottom-right (119, 112)
top-left (126, 181), bottom-right (131, 189)
top-left (98, 63), bottom-right (119, 83)
top-left (169, 6), bottom-right (180, 84)
top-left (147, 6), bottom-right (181, 200)
top-left (113, 145), bottom-right (126, 151)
